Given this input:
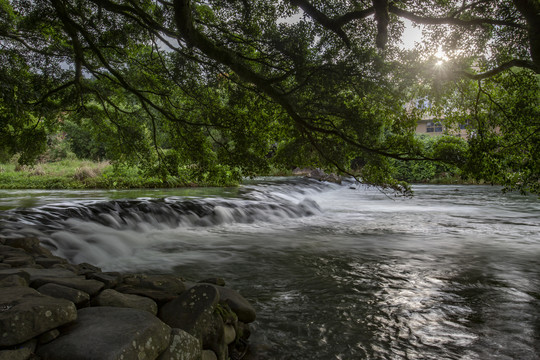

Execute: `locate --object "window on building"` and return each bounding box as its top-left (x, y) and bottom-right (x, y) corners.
top-left (426, 121), bottom-right (443, 133)
top-left (459, 119), bottom-right (471, 130)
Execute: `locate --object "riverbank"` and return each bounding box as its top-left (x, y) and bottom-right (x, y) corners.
top-left (0, 160), bottom-right (240, 189)
top-left (0, 236), bottom-right (256, 360)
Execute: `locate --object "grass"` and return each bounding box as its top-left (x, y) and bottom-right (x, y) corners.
top-left (0, 160), bottom-right (219, 189)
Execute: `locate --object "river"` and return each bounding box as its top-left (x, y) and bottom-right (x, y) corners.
top-left (1, 178), bottom-right (539, 359)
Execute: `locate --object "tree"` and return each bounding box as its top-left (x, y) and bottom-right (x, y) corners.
top-left (1, 0), bottom-right (538, 192)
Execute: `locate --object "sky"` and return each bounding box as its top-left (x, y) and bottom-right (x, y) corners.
top-left (400, 19), bottom-right (424, 50)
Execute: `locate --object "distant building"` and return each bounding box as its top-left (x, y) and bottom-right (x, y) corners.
top-left (415, 118), bottom-right (470, 139)
top-left (409, 97), bottom-right (470, 139)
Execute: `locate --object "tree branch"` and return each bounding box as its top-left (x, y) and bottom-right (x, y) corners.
top-left (388, 4), bottom-right (526, 29)
top-left (458, 59), bottom-right (537, 79)
top-left (288, 0), bottom-right (351, 47)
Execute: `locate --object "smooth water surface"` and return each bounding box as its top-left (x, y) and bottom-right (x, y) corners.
top-left (1, 179), bottom-right (539, 359)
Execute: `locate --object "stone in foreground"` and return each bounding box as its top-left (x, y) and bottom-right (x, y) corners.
top-left (159, 284), bottom-right (219, 337)
top-left (37, 283), bottom-right (90, 308)
top-left (93, 289), bottom-right (158, 315)
top-left (157, 328), bottom-right (201, 360)
top-left (36, 306), bottom-right (171, 360)
top-left (216, 286), bottom-right (256, 323)
top-left (0, 287), bottom-right (77, 347)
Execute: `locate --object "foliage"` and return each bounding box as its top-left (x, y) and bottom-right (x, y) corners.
top-left (0, 0), bottom-right (538, 193)
top-left (391, 135), bottom-right (466, 183)
top-left (0, 159), bottom-right (239, 189)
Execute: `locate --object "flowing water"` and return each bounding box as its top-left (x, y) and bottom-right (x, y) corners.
top-left (1, 178), bottom-right (539, 359)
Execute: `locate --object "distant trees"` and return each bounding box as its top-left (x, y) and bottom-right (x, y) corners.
top-left (1, 0), bottom-right (538, 192)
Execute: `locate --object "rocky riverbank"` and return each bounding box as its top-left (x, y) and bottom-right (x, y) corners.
top-left (0, 237), bottom-right (256, 360)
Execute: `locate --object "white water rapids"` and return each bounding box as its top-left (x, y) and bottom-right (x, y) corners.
top-left (1, 178), bottom-right (539, 359)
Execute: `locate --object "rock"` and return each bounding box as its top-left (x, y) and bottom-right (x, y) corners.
top-left (0, 264), bottom-right (11, 269)
top-left (75, 262), bottom-right (102, 276)
top-left (115, 285), bottom-right (179, 306)
top-left (158, 284), bottom-right (220, 336)
top-left (122, 274), bottom-right (186, 294)
top-left (0, 338), bottom-right (37, 360)
top-left (2, 237), bottom-right (52, 257)
top-left (93, 289), bottom-right (158, 315)
top-left (34, 256), bottom-right (67, 268)
top-left (202, 350), bottom-right (218, 360)
top-left (2, 255), bottom-right (35, 267)
top-left (86, 272), bottom-right (121, 289)
top-left (159, 285), bottom-right (228, 360)
top-left (0, 274), bottom-right (29, 287)
top-left (0, 267), bottom-right (77, 281)
top-left (0, 245), bottom-right (27, 257)
top-left (215, 286), bottom-right (256, 323)
top-left (37, 283), bottom-right (90, 308)
top-left (223, 324), bottom-right (236, 345)
top-left (0, 348), bottom-right (33, 360)
top-left (36, 306), bottom-right (171, 360)
top-left (198, 278), bottom-right (226, 286)
top-left (0, 287), bottom-right (77, 346)
top-left (31, 276), bottom-right (104, 296)
top-left (38, 328), bottom-right (60, 344)
top-left (157, 328), bottom-right (201, 360)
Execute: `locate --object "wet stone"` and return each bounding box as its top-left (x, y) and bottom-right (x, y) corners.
top-left (3, 255), bottom-right (35, 267)
top-left (93, 289), bottom-right (158, 315)
top-left (202, 350), bottom-right (218, 360)
top-left (122, 274), bottom-right (186, 294)
top-left (115, 285), bottom-right (179, 306)
top-left (34, 256), bottom-right (67, 269)
top-left (36, 306), bottom-right (171, 360)
top-left (31, 276), bottom-right (104, 296)
top-left (38, 328), bottom-right (60, 344)
top-left (86, 272), bottom-right (121, 289)
top-left (37, 283), bottom-right (90, 308)
top-left (198, 278), bottom-right (226, 286)
top-left (0, 287), bottom-right (77, 347)
top-left (158, 284), bottom-right (220, 336)
top-left (0, 274), bottom-right (29, 287)
top-left (215, 286), bottom-right (256, 323)
top-left (157, 328), bottom-right (202, 360)
top-left (2, 237), bottom-right (52, 257)
top-left (0, 347), bottom-right (33, 360)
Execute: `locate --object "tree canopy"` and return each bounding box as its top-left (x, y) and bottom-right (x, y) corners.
top-left (1, 0), bottom-right (539, 193)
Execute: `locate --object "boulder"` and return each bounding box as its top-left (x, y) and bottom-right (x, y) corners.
top-left (2, 255), bottom-right (35, 267)
top-left (115, 285), bottom-right (179, 306)
top-left (202, 350), bottom-right (218, 360)
top-left (93, 289), bottom-right (158, 315)
top-left (122, 274), bottom-right (186, 294)
top-left (36, 307), bottom-right (171, 360)
top-left (38, 328), bottom-right (60, 344)
top-left (223, 324), bottom-right (236, 345)
top-left (0, 287), bottom-right (77, 346)
top-left (2, 237), bottom-right (52, 257)
top-left (31, 276), bottom-right (104, 296)
top-left (34, 256), bottom-right (68, 268)
top-left (198, 278), bottom-right (225, 286)
top-left (215, 286), bottom-right (256, 323)
top-left (86, 272), bottom-right (121, 289)
top-left (159, 285), bottom-right (227, 360)
top-left (158, 284), bottom-right (219, 336)
top-left (0, 267), bottom-right (78, 281)
top-left (37, 283), bottom-right (90, 308)
top-left (0, 348), bottom-right (33, 360)
top-left (0, 338), bottom-right (36, 360)
top-left (75, 262), bottom-right (102, 276)
top-left (157, 328), bottom-right (201, 360)
top-left (0, 274), bottom-right (29, 287)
